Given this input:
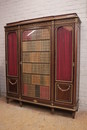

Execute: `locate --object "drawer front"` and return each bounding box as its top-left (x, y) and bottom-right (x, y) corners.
top-left (7, 78), bottom-right (18, 94)
top-left (55, 83), bottom-right (73, 103)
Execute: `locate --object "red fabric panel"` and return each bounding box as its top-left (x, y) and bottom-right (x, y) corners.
top-left (40, 86), bottom-right (49, 99)
top-left (8, 32), bottom-right (17, 76)
top-left (23, 84), bottom-right (28, 96)
top-left (56, 27), bottom-right (72, 81)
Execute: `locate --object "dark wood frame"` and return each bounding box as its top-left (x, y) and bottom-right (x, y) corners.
top-left (5, 13), bottom-right (81, 118)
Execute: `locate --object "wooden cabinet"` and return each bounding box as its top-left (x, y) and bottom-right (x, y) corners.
top-left (5, 13), bottom-right (81, 118)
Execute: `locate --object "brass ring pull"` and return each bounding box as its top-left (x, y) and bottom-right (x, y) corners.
top-left (57, 84), bottom-right (71, 92)
top-left (9, 80), bottom-right (17, 85)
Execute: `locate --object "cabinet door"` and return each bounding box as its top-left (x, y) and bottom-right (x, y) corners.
top-left (21, 24), bottom-right (51, 103)
top-left (6, 30), bottom-right (19, 96)
top-left (55, 25), bottom-right (74, 104)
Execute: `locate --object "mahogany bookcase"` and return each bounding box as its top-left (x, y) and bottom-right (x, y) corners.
top-left (5, 13), bottom-right (81, 118)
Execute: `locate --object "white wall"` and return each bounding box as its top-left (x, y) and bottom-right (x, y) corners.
top-left (0, 0), bottom-right (87, 107)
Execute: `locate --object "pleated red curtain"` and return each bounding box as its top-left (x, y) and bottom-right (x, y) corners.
top-left (8, 32), bottom-right (17, 76)
top-left (56, 27), bottom-right (72, 81)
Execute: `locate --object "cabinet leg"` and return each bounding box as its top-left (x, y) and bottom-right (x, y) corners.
top-left (76, 108), bottom-right (78, 112)
top-left (19, 101), bottom-right (22, 107)
top-left (6, 98), bottom-right (9, 104)
top-left (51, 108), bottom-right (54, 114)
top-left (72, 112), bottom-right (76, 119)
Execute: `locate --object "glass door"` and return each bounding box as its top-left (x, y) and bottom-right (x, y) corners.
top-left (55, 25), bottom-right (74, 104)
top-left (6, 31), bottom-right (19, 95)
top-left (21, 27), bottom-right (51, 100)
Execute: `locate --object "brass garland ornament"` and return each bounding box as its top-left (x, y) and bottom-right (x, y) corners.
top-left (57, 84), bottom-right (71, 92)
top-left (9, 80), bottom-right (17, 85)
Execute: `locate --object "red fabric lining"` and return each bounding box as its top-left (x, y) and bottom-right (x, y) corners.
top-left (8, 32), bottom-right (17, 76)
top-left (56, 27), bottom-right (72, 81)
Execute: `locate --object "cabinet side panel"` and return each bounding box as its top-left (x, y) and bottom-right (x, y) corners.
top-left (76, 24), bottom-right (80, 103)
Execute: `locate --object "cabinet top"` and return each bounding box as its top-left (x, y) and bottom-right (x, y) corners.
top-left (5, 13), bottom-right (81, 28)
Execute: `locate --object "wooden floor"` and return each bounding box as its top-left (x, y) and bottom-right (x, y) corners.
top-left (0, 97), bottom-right (87, 130)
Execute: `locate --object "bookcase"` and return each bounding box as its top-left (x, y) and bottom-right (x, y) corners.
top-left (5, 13), bottom-right (81, 118)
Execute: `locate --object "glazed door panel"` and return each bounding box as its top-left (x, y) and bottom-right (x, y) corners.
top-left (7, 32), bottom-right (18, 76)
top-left (6, 30), bottom-right (19, 96)
top-left (55, 25), bottom-right (74, 104)
top-left (56, 26), bottom-right (73, 82)
top-left (21, 26), bottom-right (51, 102)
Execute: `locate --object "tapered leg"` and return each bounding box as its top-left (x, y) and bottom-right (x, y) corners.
top-left (72, 111), bottom-right (76, 119)
top-left (6, 98), bottom-right (9, 104)
top-left (19, 101), bottom-right (22, 107)
top-left (51, 108), bottom-right (54, 114)
top-left (76, 108), bottom-right (78, 112)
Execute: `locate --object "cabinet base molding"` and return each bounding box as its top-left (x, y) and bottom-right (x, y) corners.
top-left (6, 96), bottom-right (78, 118)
